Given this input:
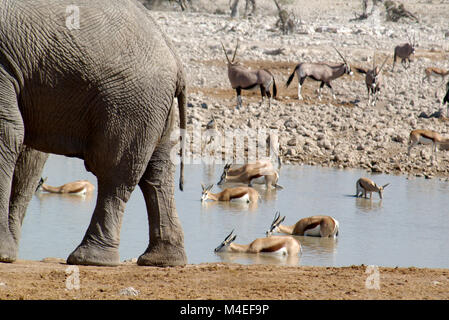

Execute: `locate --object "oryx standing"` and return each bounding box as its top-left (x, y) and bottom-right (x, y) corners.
top-left (286, 48), bottom-right (353, 101)
top-left (392, 33), bottom-right (416, 71)
top-left (221, 40), bottom-right (277, 109)
top-left (355, 55), bottom-right (389, 106)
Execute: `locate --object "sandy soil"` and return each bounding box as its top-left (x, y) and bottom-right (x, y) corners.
top-left (1, 259), bottom-right (449, 300)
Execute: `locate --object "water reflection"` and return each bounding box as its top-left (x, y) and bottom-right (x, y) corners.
top-left (355, 197), bottom-right (383, 213)
top-left (296, 235), bottom-right (338, 254)
top-left (201, 199), bottom-right (259, 212)
top-left (215, 251), bottom-right (301, 266)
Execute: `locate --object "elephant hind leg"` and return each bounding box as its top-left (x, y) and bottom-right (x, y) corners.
top-left (137, 105), bottom-right (187, 267)
top-left (137, 159), bottom-right (187, 267)
top-left (0, 75), bottom-right (25, 263)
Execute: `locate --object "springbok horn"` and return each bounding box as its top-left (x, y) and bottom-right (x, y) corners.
top-left (224, 229), bottom-right (235, 242)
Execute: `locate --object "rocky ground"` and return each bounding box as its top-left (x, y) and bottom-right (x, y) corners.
top-left (153, 0), bottom-right (449, 179)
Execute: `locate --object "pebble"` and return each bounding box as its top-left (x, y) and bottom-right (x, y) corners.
top-left (119, 287), bottom-right (139, 297)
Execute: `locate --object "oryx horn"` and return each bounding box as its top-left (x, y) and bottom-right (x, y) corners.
top-left (220, 41), bottom-right (231, 64)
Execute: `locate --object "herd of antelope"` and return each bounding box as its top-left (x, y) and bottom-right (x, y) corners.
top-left (212, 33), bottom-right (449, 258)
top-left (222, 33), bottom-right (448, 110)
top-left (208, 158), bottom-right (389, 256)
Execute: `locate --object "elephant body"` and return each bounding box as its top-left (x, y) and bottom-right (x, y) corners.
top-left (0, 0), bottom-right (187, 266)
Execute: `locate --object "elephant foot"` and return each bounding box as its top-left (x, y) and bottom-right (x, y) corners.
top-left (0, 234), bottom-right (17, 263)
top-left (137, 241), bottom-right (187, 267)
top-left (67, 244), bottom-right (120, 266)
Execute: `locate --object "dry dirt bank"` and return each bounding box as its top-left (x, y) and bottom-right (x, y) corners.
top-left (0, 260), bottom-right (449, 300)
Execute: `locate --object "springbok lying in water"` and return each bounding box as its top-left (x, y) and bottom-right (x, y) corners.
top-left (407, 129), bottom-right (449, 162)
top-left (214, 230), bottom-right (301, 256)
top-left (266, 212), bottom-right (339, 238)
top-left (36, 177), bottom-right (95, 195)
top-left (355, 177), bottom-right (389, 199)
top-left (201, 184), bottom-right (259, 203)
top-left (217, 159), bottom-right (283, 189)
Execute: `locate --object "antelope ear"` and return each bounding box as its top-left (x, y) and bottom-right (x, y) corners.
top-left (201, 183), bottom-right (205, 191)
top-left (383, 183), bottom-right (390, 189)
top-left (207, 184), bottom-right (214, 191)
top-left (280, 216), bottom-right (286, 224)
top-left (230, 235), bottom-right (237, 243)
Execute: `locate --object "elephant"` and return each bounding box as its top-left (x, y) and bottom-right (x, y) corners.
top-left (0, 0), bottom-right (187, 267)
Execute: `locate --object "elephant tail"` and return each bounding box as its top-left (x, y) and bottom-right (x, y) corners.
top-left (177, 81), bottom-right (186, 191)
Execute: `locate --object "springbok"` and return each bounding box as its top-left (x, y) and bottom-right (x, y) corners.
top-left (355, 177), bottom-right (389, 199)
top-left (214, 230), bottom-right (301, 255)
top-left (218, 163), bottom-right (283, 189)
top-left (217, 151), bottom-right (282, 188)
top-left (201, 184), bottom-right (259, 203)
top-left (355, 55), bottom-right (389, 106)
top-left (422, 67), bottom-right (449, 85)
top-left (392, 33), bottom-right (416, 71)
top-left (266, 212), bottom-right (339, 238)
top-left (36, 177), bottom-right (95, 195)
top-left (221, 40), bottom-right (277, 109)
top-left (407, 129), bottom-right (449, 162)
top-left (286, 47), bottom-right (353, 101)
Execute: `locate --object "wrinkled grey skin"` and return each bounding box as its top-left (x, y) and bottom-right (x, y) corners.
top-left (0, 0), bottom-right (187, 267)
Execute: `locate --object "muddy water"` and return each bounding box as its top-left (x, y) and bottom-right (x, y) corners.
top-left (19, 155), bottom-right (449, 268)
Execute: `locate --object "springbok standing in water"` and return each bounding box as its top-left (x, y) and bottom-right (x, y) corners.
top-left (214, 230), bottom-right (301, 256)
top-left (36, 177), bottom-right (95, 195)
top-left (201, 184), bottom-right (259, 203)
top-left (221, 40), bottom-right (277, 109)
top-left (286, 47), bottom-right (353, 101)
top-left (266, 212), bottom-right (339, 238)
top-left (355, 177), bottom-right (389, 199)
